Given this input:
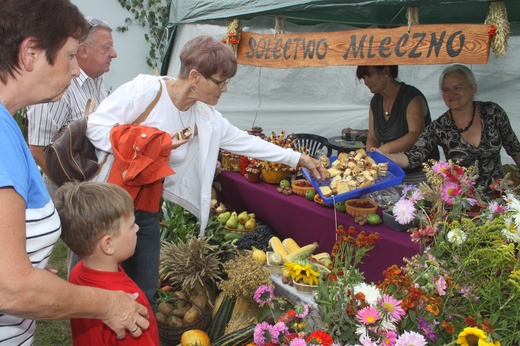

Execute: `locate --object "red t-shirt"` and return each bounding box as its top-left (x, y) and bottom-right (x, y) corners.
top-left (69, 261), bottom-right (159, 346)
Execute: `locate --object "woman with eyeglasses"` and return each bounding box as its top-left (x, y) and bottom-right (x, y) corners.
top-left (86, 35), bottom-right (326, 311)
top-left (0, 0), bottom-right (150, 343)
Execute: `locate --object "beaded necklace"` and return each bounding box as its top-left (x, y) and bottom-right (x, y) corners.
top-left (450, 102), bottom-right (476, 134)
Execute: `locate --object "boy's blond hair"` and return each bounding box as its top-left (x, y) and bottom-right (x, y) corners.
top-left (54, 182), bottom-right (134, 257)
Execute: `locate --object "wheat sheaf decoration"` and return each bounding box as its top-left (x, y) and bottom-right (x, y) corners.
top-left (485, 0), bottom-right (510, 57)
top-left (222, 18), bottom-right (242, 56)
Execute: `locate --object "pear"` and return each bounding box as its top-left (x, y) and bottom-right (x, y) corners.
top-left (217, 211), bottom-right (231, 224)
top-left (237, 211), bottom-right (249, 224)
top-left (215, 203), bottom-right (227, 214)
top-left (237, 223), bottom-right (246, 231)
top-left (251, 246), bottom-right (266, 263)
top-left (226, 215), bottom-right (238, 229)
top-left (245, 218), bottom-right (257, 230)
top-left (248, 213), bottom-right (256, 220)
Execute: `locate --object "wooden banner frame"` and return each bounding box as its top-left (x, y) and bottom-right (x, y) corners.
top-left (236, 24), bottom-right (491, 67)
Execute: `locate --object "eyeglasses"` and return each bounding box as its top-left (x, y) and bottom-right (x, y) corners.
top-left (88, 17), bottom-right (103, 30)
top-left (207, 76), bottom-right (230, 89)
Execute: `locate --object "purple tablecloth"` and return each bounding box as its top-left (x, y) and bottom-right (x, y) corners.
top-left (217, 171), bottom-right (420, 283)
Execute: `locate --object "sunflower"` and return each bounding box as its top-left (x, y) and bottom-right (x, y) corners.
top-left (456, 327), bottom-right (487, 346)
top-left (284, 260), bottom-right (320, 285)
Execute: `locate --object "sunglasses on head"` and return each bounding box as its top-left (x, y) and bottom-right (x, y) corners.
top-left (88, 17), bottom-right (103, 30)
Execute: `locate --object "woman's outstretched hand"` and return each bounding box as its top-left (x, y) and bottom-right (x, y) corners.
top-left (298, 154), bottom-right (326, 181)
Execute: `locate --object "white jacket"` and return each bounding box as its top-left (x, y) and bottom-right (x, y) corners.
top-left (87, 74), bottom-right (301, 235)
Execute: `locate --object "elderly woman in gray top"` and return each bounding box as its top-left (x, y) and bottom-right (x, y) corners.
top-left (385, 64), bottom-right (520, 196)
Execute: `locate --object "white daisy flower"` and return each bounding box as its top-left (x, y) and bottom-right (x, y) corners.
top-left (502, 216), bottom-right (520, 243)
top-left (446, 228), bottom-right (467, 245)
top-left (353, 282), bottom-right (381, 306)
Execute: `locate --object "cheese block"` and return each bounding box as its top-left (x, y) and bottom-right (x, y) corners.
top-left (327, 168), bottom-right (342, 178)
top-left (335, 181), bottom-right (350, 194)
top-left (319, 186), bottom-right (333, 197)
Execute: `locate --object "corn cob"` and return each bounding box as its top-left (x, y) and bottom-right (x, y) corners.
top-left (269, 236), bottom-right (288, 260)
top-left (285, 242), bottom-right (318, 262)
top-left (282, 238), bottom-right (301, 253)
top-left (312, 252), bottom-right (331, 261)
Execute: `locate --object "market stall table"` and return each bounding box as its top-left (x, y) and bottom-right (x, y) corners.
top-left (216, 170), bottom-right (420, 283)
top-left (327, 135), bottom-right (365, 154)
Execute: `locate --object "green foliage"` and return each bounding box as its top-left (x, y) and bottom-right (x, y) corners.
top-left (115, 0), bottom-right (171, 69)
top-left (33, 240), bottom-right (71, 345)
top-left (160, 201), bottom-right (236, 259)
top-left (14, 107), bottom-right (28, 141)
top-left (160, 200), bottom-right (200, 243)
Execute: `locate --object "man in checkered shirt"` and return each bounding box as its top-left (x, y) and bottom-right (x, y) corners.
top-left (27, 16), bottom-right (117, 197)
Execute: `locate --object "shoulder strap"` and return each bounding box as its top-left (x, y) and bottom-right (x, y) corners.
top-left (132, 81), bottom-right (163, 125)
top-left (83, 98), bottom-right (97, 119)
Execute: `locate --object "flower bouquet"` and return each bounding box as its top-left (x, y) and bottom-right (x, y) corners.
top-left (252, 285), bottom-right (338, 346)
top-left (390, 160), bottom-right (484, 230)
top-left (373, 160), bottom-right (519, 345)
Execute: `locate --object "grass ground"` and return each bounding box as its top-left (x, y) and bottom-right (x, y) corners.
top-left (33, 239), bottom-right (72, 346)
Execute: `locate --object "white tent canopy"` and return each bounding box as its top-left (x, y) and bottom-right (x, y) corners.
top-left (165, 17), bottom-right (520, 164)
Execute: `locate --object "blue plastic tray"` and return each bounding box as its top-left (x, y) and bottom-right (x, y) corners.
top-left (302, 151), bottom-right (405, 205)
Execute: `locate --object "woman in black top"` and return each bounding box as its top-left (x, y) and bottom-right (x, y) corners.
top-left (385, 64), bottom-right (520, 195)
top-left (356, 65), bottom-right (440, 183)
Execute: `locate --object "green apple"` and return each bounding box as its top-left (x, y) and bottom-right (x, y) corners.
top-left (335, 201), bottom-right (346, 212)
top-left (280, 179), bottom-right (290, 188)
top-left (305, 189), bottom-right (316, 201)
top-left (367, 213), bottom-right (382, 225)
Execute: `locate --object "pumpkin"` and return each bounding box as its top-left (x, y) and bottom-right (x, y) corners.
top-left (180, 329), bottom-right (210, 346)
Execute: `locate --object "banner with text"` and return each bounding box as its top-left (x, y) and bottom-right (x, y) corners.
top-left (237, 24), bottom-right (491, 68)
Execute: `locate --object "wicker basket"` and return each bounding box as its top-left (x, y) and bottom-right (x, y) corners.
top-left (345, 199), bottom-right (378, 217)
top-left (293, 281), bottom-right (318, 294)
top-left (291, 179), bottom-right (315, 196)
top-left (224, 226), bottom-right (257, 234)
top-left (158, 297), bottom-right (212, 346)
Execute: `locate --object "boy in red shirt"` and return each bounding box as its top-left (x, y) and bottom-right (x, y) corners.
top-left (54, 181), bottom-right (160, 345)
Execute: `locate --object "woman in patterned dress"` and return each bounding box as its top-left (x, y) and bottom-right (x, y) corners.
top-left (385, 64), bottom-right (520, 195)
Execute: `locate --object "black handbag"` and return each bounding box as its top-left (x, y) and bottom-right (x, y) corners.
top-left (44, 84), bottom-right (162, 187)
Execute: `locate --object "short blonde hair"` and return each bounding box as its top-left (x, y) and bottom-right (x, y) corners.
top-left (54, 182), bottom-right (134, 257)
top-left (439, 64), bottom-right (477, 93)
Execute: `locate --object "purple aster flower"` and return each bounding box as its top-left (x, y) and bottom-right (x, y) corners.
top-left (384, 331), bottom-right (398, 346)
top-left (377, 294), bottom-right (405, 320)
top-left (417, 317), bottom-right (437, 341)
top-left (393, 199), bottom-right (416, 224)
top-left (254, 321), bottom-right (272, 346)
top-left (395, 331), bottom-right (427, 346)
top-left (254, 285), bottom-right (274, 305)
top-left (271, 321), bottom-right (289, 341)
top-left (461, 197), bottom-right (477, 208)
top-left (432, 161), bottom-right (450, 176)
top-left (489, 201), bottom-right (505, 215)
top-left (440, 182), bottom-right (461, 205)
top-left (409, 189), bottom-right (424, 204)
top-left (401, 184), bottom-right (415, 197)
top-left (435, 276), bottom-right (447, 296)
top-left (289, 338), bottom-right (307, 346)
top-left (294, 303), bottom-right (309, 319)
top-left (360, 335), bottom-right (378, 346)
